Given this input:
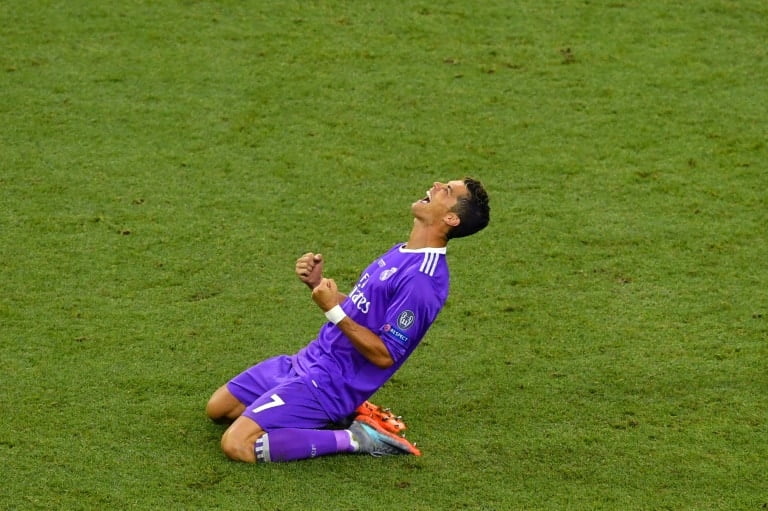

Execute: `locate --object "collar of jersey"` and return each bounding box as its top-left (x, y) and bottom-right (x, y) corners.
top-left (398, 244), bottom-right (447, 254)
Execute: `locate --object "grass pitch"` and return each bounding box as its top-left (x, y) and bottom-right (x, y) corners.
top-left (1, 1), bottom-right (766, 509)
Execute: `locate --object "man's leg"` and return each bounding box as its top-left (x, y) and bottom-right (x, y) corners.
top-left (219, 415), bottom-right (420, 463)
top-left (220, 415), bottom-right (266, 462)
top-left (206, 385), bottom-right (245, 423)
top-left (206, 355), bottom-right (293, 423)
top-left (210, 381), bottom-right (416, 462)
top-left (206, 361), bottom-right (419, 462)
top-left (220, 414), bottom-right (355, 463)
top-left (218, 380), bottom-right (355, 463)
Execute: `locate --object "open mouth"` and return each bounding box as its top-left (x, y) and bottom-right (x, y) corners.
top-left (418, 190), bottom-right (432, 204)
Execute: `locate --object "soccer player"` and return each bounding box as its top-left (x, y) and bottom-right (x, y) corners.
top-left (206, 178), bottom-right (490, 462)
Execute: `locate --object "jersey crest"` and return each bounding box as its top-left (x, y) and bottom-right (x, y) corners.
top-left (380, 267), bottom-right (398, 281)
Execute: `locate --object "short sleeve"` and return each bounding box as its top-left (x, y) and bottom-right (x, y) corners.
top-left (377, 271), bottom-right (443, 363)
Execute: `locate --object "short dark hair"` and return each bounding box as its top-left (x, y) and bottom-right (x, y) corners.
top-left (447, 177), bottom-right (490, 240)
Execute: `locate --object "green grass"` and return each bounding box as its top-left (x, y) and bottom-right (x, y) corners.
top-left (2, 0), bottom-right (767, 509)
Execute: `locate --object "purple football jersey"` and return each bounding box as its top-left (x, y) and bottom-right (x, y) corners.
top-left (291, 243), bottom-right (450, 422)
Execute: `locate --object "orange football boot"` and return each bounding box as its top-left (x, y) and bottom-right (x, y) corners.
top-left (354, 400), bottom-right (407, 434)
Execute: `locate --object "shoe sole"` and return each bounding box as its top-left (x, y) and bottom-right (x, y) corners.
top-left (355, 415), bottom-right (422, 456)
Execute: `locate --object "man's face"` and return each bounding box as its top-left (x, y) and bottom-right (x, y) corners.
top-left (412, 179), bottom-right (468, 224)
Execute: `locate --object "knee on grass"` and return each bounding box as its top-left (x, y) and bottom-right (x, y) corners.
top-left (220, 429), bottom-right (261, 463)
top-left (205, 388), bottom-right (245, 423)
top-left (205, 398), bottom-right (228, 423)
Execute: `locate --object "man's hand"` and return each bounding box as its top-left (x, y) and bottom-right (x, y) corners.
top-left (311, 278), bottom-right (339, 312)
top-left (296, 252), bottom-right (324, 289)
top-left (312, 277), bottom-right (394, 368)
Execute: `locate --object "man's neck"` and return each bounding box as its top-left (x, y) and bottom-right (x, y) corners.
top-left (405, 221), bottom-right (448, 250)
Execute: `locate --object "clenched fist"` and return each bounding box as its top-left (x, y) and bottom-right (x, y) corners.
top-left (311, 278), bottom-right (340, 312)
top-left (296, 252), bottom-right (324, 289)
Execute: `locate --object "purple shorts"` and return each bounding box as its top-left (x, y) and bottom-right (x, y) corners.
top-left (226, 355), bottom-right (333, 432)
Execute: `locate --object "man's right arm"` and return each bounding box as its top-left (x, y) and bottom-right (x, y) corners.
top-left (311, 277), bottom-right (392, 369)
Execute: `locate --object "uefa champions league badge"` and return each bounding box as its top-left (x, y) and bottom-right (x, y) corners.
top-left (397, 310), bottom-right (415, 330)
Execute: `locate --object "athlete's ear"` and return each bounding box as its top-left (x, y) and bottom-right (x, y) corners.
top-left (443, 212), bottom-right (460, 228)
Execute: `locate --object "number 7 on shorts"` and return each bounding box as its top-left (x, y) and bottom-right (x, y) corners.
top-left (252, 394), bottom-right (285, 414)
